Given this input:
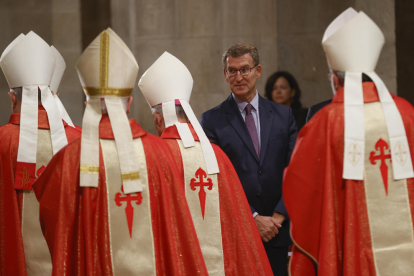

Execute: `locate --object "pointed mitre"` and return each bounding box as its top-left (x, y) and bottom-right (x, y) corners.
top-left (50, 46), bottom-right (66, 93)
top-left (0, 31), bottom-right (68, 190)
top-left (1, 31), bottom-right (55, 87)
top-left (321, 8), bottom-right (413, 181)
top-left (322, 7), bottom-right (384, 72)
top-left (0, 33), bottom-right (25, 62)
top-left (50, 46), bottom-right (74, 127)
top-left (76, 29), bottom-right (138, 97)
top-left (139, 51), bottom-right (193, 106)
top-left (76, 29), bottom-right (142, 194)
top-left (139, 52), bottom-right (219, 175)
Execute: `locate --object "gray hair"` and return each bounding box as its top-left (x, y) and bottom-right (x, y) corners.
top-left (333, 71), bottom-right (373, 85)
top-left (222, 43), bottom-right (260, 69)
top-left (10, 87), bottom-right (41, 101)
top-left (10, 87), bottom-right (23, 101)
top-left (151, 104), bottom-right (189, 122)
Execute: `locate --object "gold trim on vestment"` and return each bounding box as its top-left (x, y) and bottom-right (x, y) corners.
top-left (101, 138), bottom-right (156, 275)
top-left (363, 102), bottom-right (414, 275)
top-left (121, 171), bottom-right (140, 181)
top-left (177, 140), bottom-right (225, 275)
top-left (99, 31), bottom-right (109, 88)
top-left (82, 87), bottom-right (133, 97)
top-left (80, 165), bottom-right (99, 174)
top-left (22, 129), bottom-right (53, 275)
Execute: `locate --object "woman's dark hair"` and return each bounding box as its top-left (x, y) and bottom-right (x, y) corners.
top-left (265, 71), bottom-right (302, 109)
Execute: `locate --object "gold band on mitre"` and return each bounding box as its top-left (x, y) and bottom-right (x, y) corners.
top-left (83, 87), bottom-right (133, 97)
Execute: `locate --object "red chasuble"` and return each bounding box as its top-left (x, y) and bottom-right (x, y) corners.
top-left (0, 108), bottom-right (81, 276)
top-left (33, 116), bottom-right (208, 276)
top-left (284, 82), bottom-right (414, 276)
top-left (162, 124), bottom-right (273, 276)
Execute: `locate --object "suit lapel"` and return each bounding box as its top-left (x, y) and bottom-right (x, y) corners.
top-left (225, 95), bottom-right (260, 163)
top-left (259, 96), bottom-right (273, 166)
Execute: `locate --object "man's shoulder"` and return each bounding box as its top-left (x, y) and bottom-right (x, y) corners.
top-left (141, 132), bottom-right (172, 151)
top-left (201, 96), bottom-right (231, 119)
top-left (0, 123), bottom-right (19, 139)
top-left (63, 138), bottom-right (82, 154)
top-left (65, 125), bottom-right (82, 142)
top-left (309, 99), bottom-right (332, 113)
top-left (260, 97), bottom-right (292, 119)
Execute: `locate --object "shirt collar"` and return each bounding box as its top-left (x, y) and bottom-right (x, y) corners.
top-left (232, 90), bottom-right (259, 113)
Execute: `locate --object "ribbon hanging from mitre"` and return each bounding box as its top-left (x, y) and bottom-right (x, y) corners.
top-left (0, 31), bottom-right (69, 190)
top-left (139, 51), bottom-right (219, 175)
top-left (77, 30), bottom-right (141, 193)
top-left (322, 8), bottom-right (413, 180)
top-left (50, 45), bottom-right (74, 127)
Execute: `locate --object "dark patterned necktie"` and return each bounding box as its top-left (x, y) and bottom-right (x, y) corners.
top-left (245, 104), bottom-right (260, 159)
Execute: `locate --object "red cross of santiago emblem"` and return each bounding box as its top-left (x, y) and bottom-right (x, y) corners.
top-left (369, 138), bottom-right (392, 195)
top-left (115, 186), bottom-right (143, 238)
top-left (190, 168), bottom-right (213, 220)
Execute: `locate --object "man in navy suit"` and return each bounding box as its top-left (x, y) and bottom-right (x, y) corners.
top-left (201, 43), bottom-right (297, 275)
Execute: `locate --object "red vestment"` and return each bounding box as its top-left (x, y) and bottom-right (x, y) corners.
top-left (33, 116), bottom-right (208, 276)
top-left (162, 124), bottom-right (273, 276)
top-left (284, 82), bottom-right (414, 275)
top-left (0, 108), bottom-right (81, 275)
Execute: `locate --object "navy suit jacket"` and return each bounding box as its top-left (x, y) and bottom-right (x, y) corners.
top-left (201, 94), bottom-right (297, 246)
top-left (305, 99), bottom-right (332, 123)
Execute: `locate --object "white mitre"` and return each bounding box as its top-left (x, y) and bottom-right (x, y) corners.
top-left (50, 46), bottom-right (75, 127)
top-left (0, 31), bottom-right (68, 189)
top-left (0, 33), bottom-right (25, 62)
top-left (76, 28), bottom-right (142, 194)
top-left (322, 8), bottom-right (413, 180)
top-left (139, 52), bottom-right (219, 175)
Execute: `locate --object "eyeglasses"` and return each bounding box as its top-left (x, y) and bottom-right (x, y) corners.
top-left (226, 65), bottom-right (258, 77)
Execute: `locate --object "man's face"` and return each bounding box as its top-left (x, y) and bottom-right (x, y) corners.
top-left (224, 53), bottom-right (262, 101)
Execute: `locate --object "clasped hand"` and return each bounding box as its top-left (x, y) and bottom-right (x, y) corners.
top-left (254, 213), bottom-right (284, 242)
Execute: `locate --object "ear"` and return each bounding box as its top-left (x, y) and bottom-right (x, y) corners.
top-left (152, 112), bottom-right (166, 136)
top-left (255, 64), bottom-right (262, 79)
top-left (8, 92), bottom-right (17, 109)
top-left (333, 73), bottom-right (342, 89)
top-left (153, 113), bottom-right (163, 127)
top-left (126, 96), bottom-right (133, 114)
top-left (223, 69), bottom-right (230, 83)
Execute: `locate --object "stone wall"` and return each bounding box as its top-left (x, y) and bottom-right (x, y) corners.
top-left (0, 1), bottom-right (400, 132)
top-left (0, 0), bottom-right (83, 126)
top-left (111, 0), bottom-right (278, 134)
top-left (277, 0), bottom-right (397, 108)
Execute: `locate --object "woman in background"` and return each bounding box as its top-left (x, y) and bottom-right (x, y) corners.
top-left (265, 71), bottom-right (308, 131)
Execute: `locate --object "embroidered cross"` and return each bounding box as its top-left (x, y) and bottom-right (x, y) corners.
top-left (348, 144), bottom-right (362, 166)
top-left (395, 142), bottom-right (408, 165)
top-left (22, 166), bottom-right (31, 189)
top-left (190, 168), bottom-right (213, 219)
top-left (115, 186), bottom-right (143, 238)
top-left (369, 138), bottom-right (392, 195)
